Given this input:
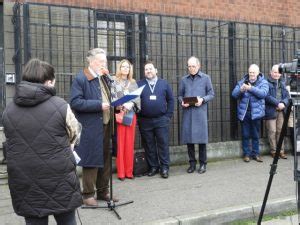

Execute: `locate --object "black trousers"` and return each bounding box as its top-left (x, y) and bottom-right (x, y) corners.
top-left (25, 210), bottom-right (76, 225)
top-left (187, 143), bottom-right (207, 166)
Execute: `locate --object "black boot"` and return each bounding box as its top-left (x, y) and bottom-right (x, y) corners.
top-left (198, 164), bottom-right (206, 174)
top-left (187, 164), bottom-right (196, 173)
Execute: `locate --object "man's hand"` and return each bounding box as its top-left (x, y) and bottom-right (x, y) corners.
top-left (195, 97), bottom-right (203, 107)
top-left (181, 101), bottom-right (189, 108)
top-left (102, 103), bottom-right (110, 111)
top-left (240, 83), bottom-right (251, 92)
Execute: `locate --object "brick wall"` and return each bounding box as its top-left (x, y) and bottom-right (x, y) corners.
top-left (8, 0), bottom-right (300, 27)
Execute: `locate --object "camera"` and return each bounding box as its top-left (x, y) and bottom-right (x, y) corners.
top-left (279, 49), bottom-right (300, 92)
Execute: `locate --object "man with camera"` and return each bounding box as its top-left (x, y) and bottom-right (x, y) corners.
top-left (265, 64), bottom-right (290, 159)
top-left (232, 64), bottom-right (269, 163)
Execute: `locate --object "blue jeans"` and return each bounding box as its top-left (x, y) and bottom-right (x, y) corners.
top-left (25, 210), bottom-right (76, 225)
top-left (139, 115), bottom-right (170, 170)
top-left (241, 111), bottom-right (261, 157)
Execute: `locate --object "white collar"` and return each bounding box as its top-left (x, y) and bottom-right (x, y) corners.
top-left (146, 76), bottom-right (158, 85)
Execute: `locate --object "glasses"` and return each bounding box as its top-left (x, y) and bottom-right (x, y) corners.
top-left (188, 65), bottom-right (197, 68)
top-left (121, 65), bottom-right (130, 68)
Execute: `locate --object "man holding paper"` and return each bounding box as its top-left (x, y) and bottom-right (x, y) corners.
top-left (178, 56), bottom-right (215, 174)
top-left (138, 61), bottom-right (174, 179)
top-left (70, 48), bottom-right (118, 206)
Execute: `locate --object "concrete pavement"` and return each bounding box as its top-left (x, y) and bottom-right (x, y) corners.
top-left (0, 156), bottom-right (298, 225)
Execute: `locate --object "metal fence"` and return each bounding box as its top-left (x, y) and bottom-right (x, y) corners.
top-left (10, 2), bottom-right (300, 147)
top-left (0, 47), bottom-right (4, 124)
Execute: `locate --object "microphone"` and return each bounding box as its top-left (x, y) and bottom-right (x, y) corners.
top-left (100, 68), bottom-right (114, 84)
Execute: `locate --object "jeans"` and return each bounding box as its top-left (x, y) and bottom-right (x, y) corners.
top-left (25, 210), bottom-right (76, 225)
top-left (139, 115), bottom-right (170, 170)
top-left (241, 111), bottom-right (261, 157)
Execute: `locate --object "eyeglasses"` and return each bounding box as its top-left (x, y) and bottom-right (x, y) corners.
top-left (188, 65), bottom-right (197, 68)
top-left (121, 65), bottom-right (130, 68)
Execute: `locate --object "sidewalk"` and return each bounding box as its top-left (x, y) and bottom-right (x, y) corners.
top-left (0, 156), bottom-right (297, 225)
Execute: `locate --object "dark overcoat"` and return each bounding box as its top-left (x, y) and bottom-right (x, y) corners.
top-left (178, 71), bottom-right (215, 144)
top-left (70, 69), bottom-right (104, 167)
top-left (2, 81), bottom-right (82, 217)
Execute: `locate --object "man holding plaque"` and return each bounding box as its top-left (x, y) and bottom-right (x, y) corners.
top-left (178, 56), bottom-right (215, 174)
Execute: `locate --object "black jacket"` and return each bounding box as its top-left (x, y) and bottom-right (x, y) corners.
top-left (2, 81), bottom-right (82, 217)
top-left (265, 77), bottom-right (290, 120)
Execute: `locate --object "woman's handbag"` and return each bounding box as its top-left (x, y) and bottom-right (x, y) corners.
top-left (115, 110), bottom-right (134, 126)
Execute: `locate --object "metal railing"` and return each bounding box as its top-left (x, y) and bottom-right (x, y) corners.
top-left (9, 2), bottom-right (300, 147)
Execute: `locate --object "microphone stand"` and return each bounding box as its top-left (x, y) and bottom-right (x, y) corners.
top-left (82, 74), bottom-right (133, 220)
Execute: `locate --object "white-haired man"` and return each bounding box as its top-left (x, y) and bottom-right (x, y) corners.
top-left (70, 48), bottom-right (118, 206)
top-left (232, 64), bottom-right (269, 163)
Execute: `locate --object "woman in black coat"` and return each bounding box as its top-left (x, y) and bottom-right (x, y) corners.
top-left (2, 59), bottom-right (82, 225)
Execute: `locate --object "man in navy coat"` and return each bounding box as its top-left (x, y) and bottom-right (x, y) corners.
top-left (70, 48), bottom-right (117, 206)
top-left (138, 61), bottom-right (174, 179)
top-left (178, 56), bottom-right (215, 174)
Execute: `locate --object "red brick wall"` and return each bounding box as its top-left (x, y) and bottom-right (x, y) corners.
top-left (9, 0), bottom-right (300, 26)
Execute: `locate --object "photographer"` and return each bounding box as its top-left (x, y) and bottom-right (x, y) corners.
top-left (232, 64), bottom-right (269, 163)
top-left (2, 59), bottom-right (82, 225)
top-left (265, 65), bottom-right (290, 159)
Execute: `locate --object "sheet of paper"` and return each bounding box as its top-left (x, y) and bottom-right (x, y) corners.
top-left (111, 85), bottom-right (145, 107)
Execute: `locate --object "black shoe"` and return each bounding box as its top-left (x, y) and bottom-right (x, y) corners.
top-left (160, 169), bottom-right (169, 179)
top-left (198, 164), bottom-right (206, 174)
top-left (187, 165), bottom-right (196, 173)
top-left (148, 168), bottom-right (159, 176)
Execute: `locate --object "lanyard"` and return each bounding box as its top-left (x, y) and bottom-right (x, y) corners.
top-left (147, 80), bottom-right (157, 94)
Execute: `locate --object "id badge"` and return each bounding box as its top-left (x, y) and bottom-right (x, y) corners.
top-left (150, 95), bottom-right (157, 100)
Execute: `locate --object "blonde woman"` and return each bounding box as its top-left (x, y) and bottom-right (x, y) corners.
top-left (113, 59), bottom-right (140, 180)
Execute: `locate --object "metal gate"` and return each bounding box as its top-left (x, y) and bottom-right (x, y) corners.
top-left (11, 2), bottom-right (300, 145)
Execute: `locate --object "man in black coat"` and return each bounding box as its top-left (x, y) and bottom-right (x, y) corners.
top-left (265, 64), bottom-right (290, 159)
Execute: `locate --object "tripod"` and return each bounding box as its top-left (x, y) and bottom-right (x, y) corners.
top-left (258, 99), bottom-right (293, 224)
top-left (81, 75), bottom-right (133, 220)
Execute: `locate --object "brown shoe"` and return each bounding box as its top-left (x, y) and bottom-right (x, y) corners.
top-left (243, 156), bottom-right (250, 162)
top-left (270, 151), bottom-right (275, 158)
top-left (280, 152), bottom-right (287, 159)
top-left (97, 194), bottom-right (119, 202)
top-left (254, 156), bottom-right (263, 162)
top-left (83, 197), bottom-right (98, 206)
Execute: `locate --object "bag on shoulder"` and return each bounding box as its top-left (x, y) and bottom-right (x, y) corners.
top-left (133, 151), bottom-right (149, 177)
